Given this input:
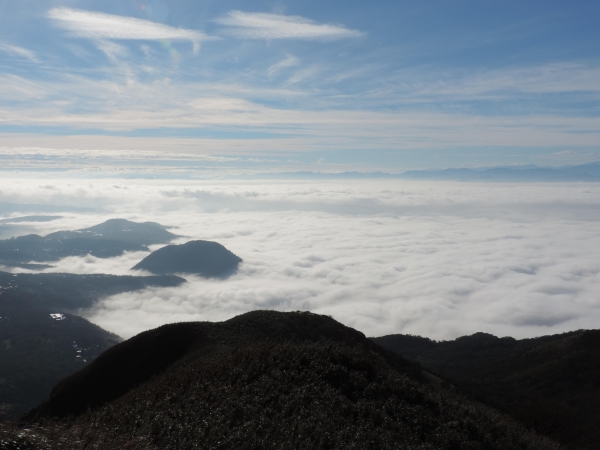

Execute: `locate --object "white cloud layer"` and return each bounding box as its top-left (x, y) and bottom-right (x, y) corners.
top-left (216, 11), bottom-right (364, 40)
top-left (1, 178), bottom-right (600, 341)
top-left (48, 7), bottom-right (215, 53)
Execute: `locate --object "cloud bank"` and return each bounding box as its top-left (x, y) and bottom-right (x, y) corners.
top-left (1, 178), bottom-right (599, 341)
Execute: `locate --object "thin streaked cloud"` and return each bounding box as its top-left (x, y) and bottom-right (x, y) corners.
top-left (47, 7), bottom-right (218, 53)
top-left (268, 55), bottom-right (300, 79)
top-left (216, 11), bottom-right (364, 40)
top-left (0, 43), bottom-right (39, 62)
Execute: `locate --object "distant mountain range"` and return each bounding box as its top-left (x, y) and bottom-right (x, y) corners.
top-left (0, 219), bottom-right (179, 269)
top-left (46, 218), bottom-right (179, 246)
top-left (397, 161), bottom-right (600, 182)
top-left (0, 217), bottom-right (242, 282)
top-left (0, 218), bottom-right (240, 278)
top-left (243, 161), bottom-right (600, 182)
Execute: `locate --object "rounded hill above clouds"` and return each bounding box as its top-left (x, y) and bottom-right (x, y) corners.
top-left (132, 240), bottom-right (242, 277)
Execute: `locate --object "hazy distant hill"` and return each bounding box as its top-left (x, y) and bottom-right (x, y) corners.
top-left (242, 161), bottom-right (600, 182)
top-left (0, 311), bottom-right (120, 421)
top-left (373, 330), bottom-right (600, 448)
top-left (46, 218), bottom-right (179, 246)
top-left (0, 219), bottom-right (179, 268)
top-left (0, 234), bottom-right (147, 267)
top-left (0, 216), bottom-right (61, 224)
top-left (132, 240), bottom-right (242, 277)
top-left (6, 311), bottom-right (557, 450)
top-left (397, 161), bottom-right (600, 182)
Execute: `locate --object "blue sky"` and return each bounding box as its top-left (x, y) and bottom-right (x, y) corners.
top-left (1, 0), bottom-right (599, 171)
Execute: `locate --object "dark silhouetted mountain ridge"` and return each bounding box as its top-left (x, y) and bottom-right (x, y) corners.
top-left (29, 311), bottom-right (414, 419)
top-left (0, 311), bottom-right (120, 421)
top-left (373, 329), bottom-right (600, 448)
top-left (6, 311), bottom-right (559, 450)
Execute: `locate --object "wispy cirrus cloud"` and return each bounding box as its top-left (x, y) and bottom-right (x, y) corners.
top-left (0, 43), bottom-right (39, 62)
top-left (268, 55), bottom-right (300, 79)
top-left (216, 11), bottom-right (364, 40)
top-left (435, 64), bottom-right (600, 98)
top-left (47, 7), bottom-right (217, 53)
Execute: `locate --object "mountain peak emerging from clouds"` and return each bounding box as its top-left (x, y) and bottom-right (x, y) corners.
top-left (132, 240), bottom-right (242, 277)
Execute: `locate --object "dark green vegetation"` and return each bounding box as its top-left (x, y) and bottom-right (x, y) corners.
top-left (132, 240), bottom-right (242, 277)
top-left (0, 219), bottom-right (178, 268)
top-left (373, 331), bottom-right (600, 448)
top-left (0, 311), bottom-right (119, 421)
top-left (2, 312), bottom-right (558, 449)
top-left (0, 272), bottom-right (185, 312)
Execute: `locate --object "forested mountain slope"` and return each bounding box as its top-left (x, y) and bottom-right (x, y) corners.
top-left (373, 330), bottom-right (600, 448)
top-left (1, 312), bottom-right (559, 450)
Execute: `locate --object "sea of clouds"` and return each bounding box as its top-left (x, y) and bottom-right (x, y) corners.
top-left (1, 177), bottom-right (599, 340)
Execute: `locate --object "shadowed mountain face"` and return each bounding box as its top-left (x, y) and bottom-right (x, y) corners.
top-left (0, 219), bottom-right (178, 269)
top-left (132, 240), bottom-right (242, 277)
top-left (373, 330), bottom-right (600, 448)
top-left (0, 234), bottom-right (147, 266)
top-left (28, 311), bottom-right (410, 419)
top-left (0, 271), bottom-right (186, 312)
top-left (13, 311), bottom-right (558, 450)
top-left (0, 311), bottom-right (120, 421)
top-left (0, 271), bottom-right (184, 421)
top-left (45, 219), bottom-right (179, 246)
top-left (371, 332), bottom-right (567, 376)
